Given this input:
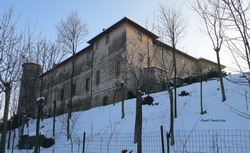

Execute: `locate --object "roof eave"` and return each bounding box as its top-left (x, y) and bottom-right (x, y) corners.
top-left (87, 17), bottom-right (159, 44)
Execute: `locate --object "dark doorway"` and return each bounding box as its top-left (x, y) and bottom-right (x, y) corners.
top-left (102, 96), bottom-right (108, 106)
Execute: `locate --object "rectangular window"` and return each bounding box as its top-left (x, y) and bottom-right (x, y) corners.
top-left (72, 84), bottom-right (76, 96)
top-left (106, 34), bottom-right (110, 44)
top-left (60, 88), bottom-right (64, 100)
top-left (96, 70), bottom-right (100, 85)
top-left (95, 41), bottom-right (99, 50)
top-left (87, 50), bottom-right (91, 59)
top-left (138, 31), bottom-right (142, 41)
top-left (115, 61), bottom-right (121, 77)
top-left (86, 78), bottom-right (90, 91)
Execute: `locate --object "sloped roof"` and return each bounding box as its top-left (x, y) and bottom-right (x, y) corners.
top-left (40, 17), bottom-right (225, 77)
top-left (154, 40), bottom-right (225, 69)
top-left (154, 40), bottom-right (198, 61)
top-left (198, 57), bottom-right (226, 69)
top-left (40, 45), bottom-right (92, 77)
top-left (87, 17), bottom-right (159, 44)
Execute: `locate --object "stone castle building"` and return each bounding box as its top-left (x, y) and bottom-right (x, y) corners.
top-left (17, 17), bottom-right (221, 118)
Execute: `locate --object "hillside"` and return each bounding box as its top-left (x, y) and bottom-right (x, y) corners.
top-left (9, 74), bottom-right (250, 152)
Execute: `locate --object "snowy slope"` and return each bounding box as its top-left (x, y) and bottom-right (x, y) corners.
top-left (10, 74), bottom-right (250, 152)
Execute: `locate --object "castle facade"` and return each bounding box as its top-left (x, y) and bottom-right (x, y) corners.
top-left (17, 17), bottom-right (220, 118)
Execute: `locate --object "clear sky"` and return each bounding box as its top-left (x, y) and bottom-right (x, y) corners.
top-left (0, 0), bottom-right (235, 72)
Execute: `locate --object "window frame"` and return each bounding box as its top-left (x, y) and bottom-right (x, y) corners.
top-left (106, 34), bottom-right (110, 44)
top-left (96, 70), bottom-right (100, 85)
top-left (72, 83), bottom-right (76, 96)
top-left (87, 50), bottom-right (91, 59)
top-left (60, 88), bottom-right (64, 100)
top-left (86, 78), bottom-right (90, 91)
top-left (115, 61), bottom-right (121, 77)
top-left (95, 41), bottom-right (99, 50)
top-left (137, 31), bottom-right (142, 41)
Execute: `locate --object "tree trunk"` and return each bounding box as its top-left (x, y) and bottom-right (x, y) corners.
top-left (200, 81), bottom-right (204, 114)
top-left (7, 128), bottom-right (11, 149)
top-left (68, 57), bottom-right (75, 140)
top-left (0, 84), bottom-right (11, 153)
top-left (53, 100), bottom-right (56, 137)
top-left (173, 47), bottom-right (177, 118)
top-left (67, 102), bottom-right (71, 140)
top-left (20, 122), bottom-right (25, 137)
top-left (216, 51), bottom-right (226, 102)
top-left (34, 100), bottom-right (42, 153)
top-left (121, 84), bottom-right (125, 119)
top-left (11, 129), bottom-right (15, 153)
top-left (70, 138), bottom-right (74, 153)
top-left (167, 85), bottom-right (175, 145)
top-left (113, 87), bottom-right (118, 106)
top-left (134, 91), bottom-right (142, 153)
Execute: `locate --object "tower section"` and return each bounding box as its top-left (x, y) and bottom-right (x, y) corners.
top-left (17, 63), bottom-right (42, 118)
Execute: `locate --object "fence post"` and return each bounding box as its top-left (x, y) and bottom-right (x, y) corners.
top-left (160, 126), bottom-right (165, 153)
top-left (166, 132), bottom-right (170, 153)
top-left (82, 132), bottom-right (86, 153)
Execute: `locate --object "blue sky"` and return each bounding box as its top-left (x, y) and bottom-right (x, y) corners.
top-left (1, 0), bottom-right (167, 42)
top-left (0, 0), bottom-right (234, 72)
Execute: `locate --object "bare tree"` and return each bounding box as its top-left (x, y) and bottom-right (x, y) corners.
top-left (27, 38), bottom-right (68, 72)
top-left (125, 38), bottom-right (144, 151)
top-left (193, 62), bottom-right (208, 114)
top-left (157, 4), bottom-right (186, 145)
top-left (28, 39), bottom-right (68, 139)
top-left (56, 11), bottom-right (88, 140)
top-left (158, 4), bottom-right (186, 119)
top-left (125, 33), bottom-right (159, 152)
top-left (124, 36), bottom-right (155, 153)
top-left (6, 83), bottom-right (20, 150)
top-left (154, 40), bottom-right (175, 145)
top-left (193, 0), bottom-right (227, 102)
top-left (222, 0), bottom-right (250, 83)
top-left (0, 7), bottom-right (30, 153)
top-left (58, 112), bottom-right (81, 153)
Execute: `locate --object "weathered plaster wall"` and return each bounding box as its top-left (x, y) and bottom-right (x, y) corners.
top-left (91, 23), bottom-right (127, 107)
top-left (39, 47), bottom-right (93, 116)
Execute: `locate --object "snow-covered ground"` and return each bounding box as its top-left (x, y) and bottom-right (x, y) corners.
top-left (7, 74), bottom-right (250, 152)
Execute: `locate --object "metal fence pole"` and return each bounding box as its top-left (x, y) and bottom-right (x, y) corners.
top-left (160, 126), bottom-right (165, 153)
top-left (82, 132), bottom-right (86, 153)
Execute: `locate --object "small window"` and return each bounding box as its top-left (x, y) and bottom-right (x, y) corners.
top-left (86, 78), bottom-right (90, 91)
top-left (96, 70), bottom-right (100, 85)
top-left (115, 61), bottom-right (121, 77)
top-left (138, 31), bottom-right (142, 41)
top-left (60, 88), bottom-right (64, 100)
top-left (72, 84), bottom-right (76, 96)
top-left (87, 50), bottom-right (91, 59)
top-left (138, 53), bottom-right (143, 62)
top-left (95, 41), bottom-right (99, 50)
top-left (106, 34), bottom-right (110, 44)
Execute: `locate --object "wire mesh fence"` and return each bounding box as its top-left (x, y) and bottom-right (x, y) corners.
top-left (7, 129), bottom-right (250, 153)
top-left (84, 131), bottom-right (163, 153)
top-left (171, 129), bottom-right (250, 153)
